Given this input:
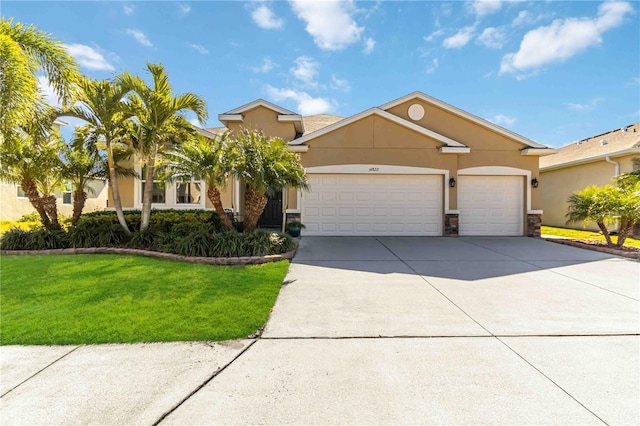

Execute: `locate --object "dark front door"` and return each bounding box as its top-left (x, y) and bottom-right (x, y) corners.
top-left (258, 190), bottom-right (283, 228)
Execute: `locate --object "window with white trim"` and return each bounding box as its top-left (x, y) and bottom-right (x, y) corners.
top-left (176, 180), bottom-right (201, 204)
top-left (140, 166), bottom-right (166, 203)
top-left (16, 185), bottom-right (26, 198)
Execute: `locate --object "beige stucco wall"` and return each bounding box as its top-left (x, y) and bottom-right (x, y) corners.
top-left (0, 181), bottom-right (108, 221)
top-left (297, 113), bottom-right (539, 212)
top-left (540, 154), bottom-right (636, 230)
top-left (226, 106), bottom-right (297, 142)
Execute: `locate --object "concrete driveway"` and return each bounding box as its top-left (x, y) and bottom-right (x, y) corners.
top-left (1, 237), bottom-right (638, 425)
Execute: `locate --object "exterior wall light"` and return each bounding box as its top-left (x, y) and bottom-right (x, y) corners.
top-left (531, 177), bottom-right (539, 188)
top-left (449, 177), bottom-right (456, 188)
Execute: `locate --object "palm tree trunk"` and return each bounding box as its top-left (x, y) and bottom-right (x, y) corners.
top-left (615, 220), bottom-right (633, 248)
top-left (107, 143), bottom-right (130, 234)
top-left (207, 185), bottom-right (233, 230)
top-left (140, 157), bottom-right (155, 231)
top-left (597, 222), bottom-right (614, 247)
top-left (21, 178), bottom-right (51, 228)
top-left (244, 187), bottom-right (268, 232)
top-left (40, 194), bottom-right (59, 227)
top-left (72, 189), bottom-right (88, 225)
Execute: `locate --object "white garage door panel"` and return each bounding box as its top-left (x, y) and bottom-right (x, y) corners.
top-left (458, 176), bottom-right (523, 236)
top-left (304, 174), bottom-right (442, 236)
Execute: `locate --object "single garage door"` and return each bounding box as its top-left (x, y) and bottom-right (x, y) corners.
top-left (303, 174), bottom-right (442, 236)
top-left (458, 175), bottom-right (523, 236)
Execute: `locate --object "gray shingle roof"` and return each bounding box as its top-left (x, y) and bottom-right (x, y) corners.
top-left (540, 123), bottom-right (640, 170)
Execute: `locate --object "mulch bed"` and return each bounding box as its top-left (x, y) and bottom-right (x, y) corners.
top-left (544, 238), bottom-right (640, 260)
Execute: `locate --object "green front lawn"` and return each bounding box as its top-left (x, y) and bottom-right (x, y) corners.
top-left (541, 226), bottom-right (640, 248)
top-left (0, 255), bottom-right (288, 345)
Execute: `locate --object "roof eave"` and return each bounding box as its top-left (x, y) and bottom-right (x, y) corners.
top-left (520, 148), bottom-right (559, 156)
top-left (540, 147), bottom-right (640, 171)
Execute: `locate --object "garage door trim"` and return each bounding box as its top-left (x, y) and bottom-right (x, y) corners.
top-left (302, 164), bottom-right (448, 236)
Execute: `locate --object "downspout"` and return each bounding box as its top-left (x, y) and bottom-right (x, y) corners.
top-left (604, 156), bottom-right (620, 233)
top-left (605, 156), bottom-right (620, 177)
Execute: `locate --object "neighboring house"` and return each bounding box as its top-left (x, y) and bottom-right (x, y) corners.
top-left (0, 119), bottom-right (109, 221)
top-left (0, 180), bottom-right (108, 221)
top-left (540, 123), bottom-right (640, 231)
top-left (116, 91), bottom-right (556, 237)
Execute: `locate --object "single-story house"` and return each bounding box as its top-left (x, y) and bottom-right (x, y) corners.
top-left (540, 122), bottom-right (640, 231)
top-left (0, 120), bottom-right (109, 221)
top-left (0, 181), bottom-right (108, 221)
top-left (113, 91), bottom-right (555, 237)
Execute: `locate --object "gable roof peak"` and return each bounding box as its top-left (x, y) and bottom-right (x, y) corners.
top-left (379, 91), bottom-right (547, 149)
top-left (222, 98), bottom-right (298, 116)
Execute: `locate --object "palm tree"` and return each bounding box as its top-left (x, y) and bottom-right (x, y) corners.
top-left (230, 129), bottom-right (309, 232)
top-left (0, 116), bottom-right (64, 228)
top-left (117, 63), bottom-right (208, 230)
top-left (0, 18), bottom-right (79, 142)
top-left (159, 132), bottom-right (234, 230)
top-left (566, 185), bottom-right (616, 247)
top-left (60, 126), bottom-right (136, 225)
top-left (61, 77), bottom-right (133, 233)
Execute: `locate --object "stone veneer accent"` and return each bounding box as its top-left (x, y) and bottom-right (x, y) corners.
top-left (444, 213), bottom-right (459, 237)
top-left (527, 213), bottom-right (542, 237)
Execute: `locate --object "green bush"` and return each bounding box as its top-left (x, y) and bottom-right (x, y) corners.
top-left (17, 212), bottom-right (41, 222)
top-left (1, 228), bottom-right (32, 250)
top-left (2, 212), bottom-right (294, 257)
top-left (25, 229), bottom-right (69, 250)
top-left (129, 227), bottom-right (160, 249)
top-left (80, 209), bottom-right (223, 232)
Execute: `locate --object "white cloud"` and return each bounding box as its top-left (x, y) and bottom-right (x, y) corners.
top-left (37, 76), bottom-right (61, 108)
top-left (500, 1), bottom-right (633, 75)
top-left (264, 85), bottom-right (333, 115)
top-left (290, 0), bottom-right (364, 50)
top-left (511, 10), bottom-right (530, 26)
top-left (64, 44), bottom-right (115, 71)
top-left (424, 29), bottom-right (444, 43)
top-left (567, 97), bottom-right (604, 111)
top-left (491, 113), bottom-right (516, 126)
top-left (178, 3), bottom-right (191, 14)
top-left (290, 56), bottom-right (320, 86)
top-left (330, 74), bottom-right (350, 92)
top-left (251, 4), bottom-right (284, 30)
top-left (363, 37), bottom-right (375, 54)
top-left (187, 43), bottom-right (209, 54)
top-left (467, 0), bottom-right (502, 17)
top-left (252, 57), bottom-right (277, 73)
top-left (123, 4), bottom-right (135, 15)
top-left (426, 58), bottom-right (439, 74)
top-left (126, 29), bottom-right (153, 47)
top-left (443, 26), bottom-right (476, 48)
top-left (478, 27), bottom-right (505, 48)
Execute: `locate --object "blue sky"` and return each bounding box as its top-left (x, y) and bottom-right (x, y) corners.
top-left (4, 0), bottom-right (639, 147)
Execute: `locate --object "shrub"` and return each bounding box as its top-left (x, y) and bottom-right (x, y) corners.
top-left (80, 209), bottom-right (223, 232)
top-left (129, 227), bottom-right (160, 249)
top-left (1, 228), bottom-right (31, 250)
top-left (17, 212), bottom-right (41, 222)
top-left (269, 232), bottom-right (295, 254)
top-left (67, 223), bottom-right (98, 248)
top-left (174, 229), bottom-right (217, 257)
top-left (245, 230), bottom-right (274, 256)
top-left (25, 229), bottom-right (69, 250)
top-left (211, 231), bottom-right (246, 257)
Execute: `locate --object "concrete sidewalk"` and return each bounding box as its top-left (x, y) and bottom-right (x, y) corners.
top-left (1, 237), bottom-right (639, 425)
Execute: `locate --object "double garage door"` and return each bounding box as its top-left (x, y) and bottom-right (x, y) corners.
top-left (302, 174), bottom-right (523, 236)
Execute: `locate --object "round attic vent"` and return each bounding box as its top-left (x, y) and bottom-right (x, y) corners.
top-left (408, 104), bottom-right (425, 121)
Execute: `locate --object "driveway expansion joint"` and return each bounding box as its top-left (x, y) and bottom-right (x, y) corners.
top-left (0, 345), bottom-right (81, 399)
top-left (153, 339), bottom-right (258, 426)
